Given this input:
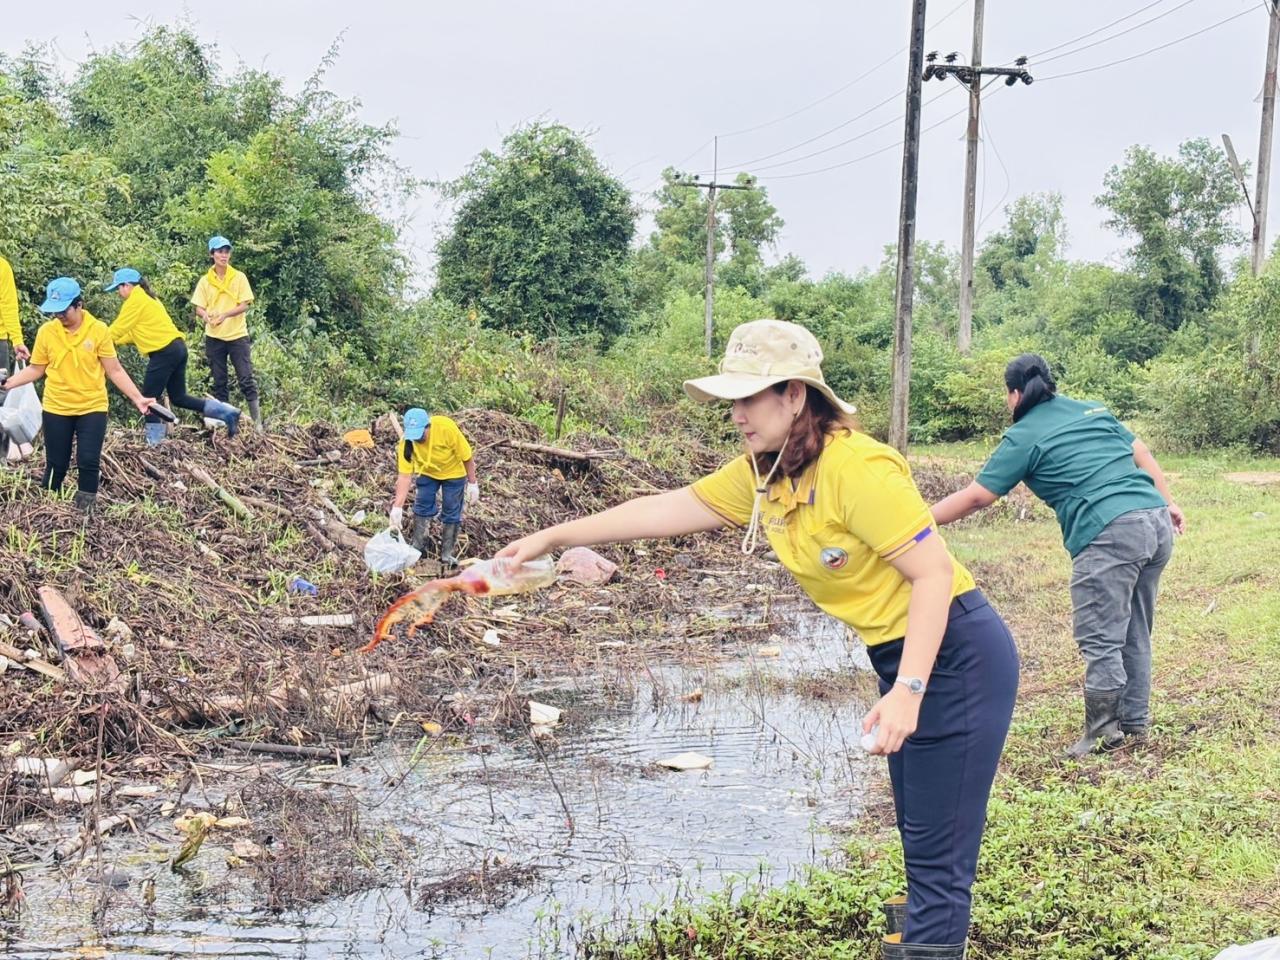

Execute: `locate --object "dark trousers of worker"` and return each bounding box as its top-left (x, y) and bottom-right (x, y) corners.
top-left (413, 475), bottom-right (465, 523)
top-left (867, 589), bottom-right (1020, 946)
top-left (41, 411), bottom-right (108, 495)
top-left (205, 335), bottom-right (258, 404)
top-left (142, 339), bottom-right (206, 423)
top-left (0, 338), bottom-right (11, 404)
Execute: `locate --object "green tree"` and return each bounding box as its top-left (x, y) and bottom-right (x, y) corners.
top-left (978, 193), bottom-right (1066, 291)
top-left (434, 123), bottom-right (636, 340)
top-left (1096, 138), bottom-right (1243, 331)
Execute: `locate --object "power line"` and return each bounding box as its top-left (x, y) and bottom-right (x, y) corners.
top-left (728, 84), bottom-right (963, 175)
top-left (1039, 6), bottom-right (1260, 80)
top-left (1033, 0), bottom-right (1202, 66)
top-left (1017, 0), bottom-right (1172, 61)
top-left (716, 0), bottom-right (971, 140)
top-left (758, 81), bottom-right (1002, 182)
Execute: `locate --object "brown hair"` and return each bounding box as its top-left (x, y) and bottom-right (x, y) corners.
top-left (750, 382), bottom-right (858, 481)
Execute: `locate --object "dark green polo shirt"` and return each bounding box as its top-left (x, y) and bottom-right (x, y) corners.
top-left (976, 396), bottom-right (1166, 557)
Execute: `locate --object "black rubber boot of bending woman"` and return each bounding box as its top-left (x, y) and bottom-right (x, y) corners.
top-left (882, 933), bottom-right (966, 958)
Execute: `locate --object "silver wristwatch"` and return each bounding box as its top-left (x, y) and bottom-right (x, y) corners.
top-left (895, 677), bottom-right (927, 695)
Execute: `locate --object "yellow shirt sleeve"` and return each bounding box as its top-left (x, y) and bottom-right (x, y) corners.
top-left (689, 455), bottom-right (757, 528)
top-left (0, 258), bottom-right (21, 347)
top-left (838, 449), bottom-right (935, 558)
top-left (234, 272), bottom-right (254, 303)
top-left (30, 324), bottom-right (51, 366)
top-left (395, 440), bottom-right (415, 476)
top-left (451, 422), bottom-right (473, 463)
top-left (191, 276), bottom-right (210, 310)
top-left (107, 294), bottom-right (143, 346)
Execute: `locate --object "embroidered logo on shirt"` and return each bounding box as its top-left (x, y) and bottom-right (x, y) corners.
top-left (820, 547), bottom-right (848, 569)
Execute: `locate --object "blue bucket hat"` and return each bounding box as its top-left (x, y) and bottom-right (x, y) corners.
top-left (104, 267), bottom-right (142, 292)
top-left (402, 408), bottom-right (431, 441)
top-left (39, 277), bottom-right (82, 314)
top-left (208, 235), bottom-right (232, 252)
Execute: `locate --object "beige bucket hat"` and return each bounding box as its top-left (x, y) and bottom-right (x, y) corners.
top-left (683, 319), bottom-right (856, 415)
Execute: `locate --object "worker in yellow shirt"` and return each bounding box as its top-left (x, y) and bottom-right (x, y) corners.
top-left (0, 252), bottom-right (29, 377)
top-left (105, 268), bottom-right (241, 445)
top-left (191, 236), bottom-right (261, 428)
top-left (0, 278), bottom-right (155, 512)
top-left (387, 408), bottom-right (480, 567)
top-left (498, 320), bottom-right (1020, 960)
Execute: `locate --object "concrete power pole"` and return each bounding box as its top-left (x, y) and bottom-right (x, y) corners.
top-left (889, 0), bottom-right (929, 454)
top-left (957, 0), bottom-right (985, 355)
top-left (677, 142), bottom-right (755, 358)
top-left (1254, 0), bottom-right (1280, 277)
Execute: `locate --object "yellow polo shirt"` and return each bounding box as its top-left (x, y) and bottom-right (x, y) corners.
top-left (0, 255), bottom-right (22, 348)
top-left (191, 266), bottom-right (254, 342)
top-left (691, 430), bottom-right (976, 646)
top-left (395, 415), bottom-right (473, 481)
top-left (30, 312), bottom-right (116, 416)
top-left (108, 286), bottom-right (184, 355)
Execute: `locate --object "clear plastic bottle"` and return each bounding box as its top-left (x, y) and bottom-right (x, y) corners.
top-left (456, 556), bottom-right (558, 596)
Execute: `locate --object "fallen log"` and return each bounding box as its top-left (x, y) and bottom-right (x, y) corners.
top-left (54, 814), bottom-right (131, 862)
top-left (187, 464), bottom-right (255, 520)
top-left (0, 641), bottom-right (68, 683)
top-left (497, 439), bottom-right (618, 462)
top-left (36, 587), bottom-right (124, 692)
top-left (221, 739), bottom-right (351, 762)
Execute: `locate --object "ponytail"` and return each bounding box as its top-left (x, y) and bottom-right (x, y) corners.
top-left (137, 277), bottom-right (158, 300)
top-left (1004, 353), bottom-right (1057, 422)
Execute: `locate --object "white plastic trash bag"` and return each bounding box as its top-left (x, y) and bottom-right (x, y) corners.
top-left (363, 527), bottom-right (420, 574)
top-left (1214, 938), bottom-right (1280, 960)
top-left (0, 366), bottom-right (42, 446)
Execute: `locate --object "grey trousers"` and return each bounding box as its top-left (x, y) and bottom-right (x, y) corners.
top-left (1069, 506), bottom-right (1175, 730)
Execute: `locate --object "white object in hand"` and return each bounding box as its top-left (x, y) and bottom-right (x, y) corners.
top-left (466, 482), bottom-right (480, 504)
top-left (860, 724), bottom-right (880, 752)
top-left (388, 506), bottom-right (404, 529)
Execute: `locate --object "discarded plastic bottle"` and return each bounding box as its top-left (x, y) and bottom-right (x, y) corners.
top-left (361, 556), bottom-right (557, 654)
top-left (288, 577), bottom-right (319, 597)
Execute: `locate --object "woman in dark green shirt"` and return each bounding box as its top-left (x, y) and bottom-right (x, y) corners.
top-left (931, 354), bottom-right (1184, 757)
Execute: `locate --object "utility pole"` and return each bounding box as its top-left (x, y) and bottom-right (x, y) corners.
top-left (924, 41), bottom-right (1033, 355)
top-left (958, 0), bottom-right (985, 355)
top-left (1254, 0), bottom-right (1279, 277)
top-left (676, 139), bottom-right (755, 358)
top-left (889, 0), bottom-right (929, 454)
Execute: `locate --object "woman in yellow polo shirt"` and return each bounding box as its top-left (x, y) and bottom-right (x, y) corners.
top-left (0, 278), bottom-right (154, 511)
top-left (191, 236), bottom-right (261, 428)
top-left (105, 268), bottom-right (241, 445)
top-left (498, 320), bottom-right (1019, 959)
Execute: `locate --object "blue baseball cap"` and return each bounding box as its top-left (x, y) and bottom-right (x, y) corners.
top-left (208, 235), bottom-right (232, 252)
top-left (402, 408), bottom-right (431, 441)
top-left (104, 267), bottom-right (142, 292)
top-left (39, 277), bottom-right (82, 314)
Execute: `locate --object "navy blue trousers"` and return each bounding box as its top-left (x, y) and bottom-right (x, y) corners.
top-left (867, 589), bottom-right (1019, 945)
top-left (412, 475), bottom-right (466, 523)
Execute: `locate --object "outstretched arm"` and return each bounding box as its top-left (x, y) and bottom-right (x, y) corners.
top-left (497, 488), bottom-right (728, 565)
top-left (931, 480), bottom-right (999, 526)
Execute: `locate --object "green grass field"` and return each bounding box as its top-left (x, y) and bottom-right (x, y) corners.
top-left (584, 447), bottom-right (1280, 960)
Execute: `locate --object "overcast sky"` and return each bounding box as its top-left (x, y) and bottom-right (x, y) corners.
top-left (4, 1), bottom-right (1272, 283)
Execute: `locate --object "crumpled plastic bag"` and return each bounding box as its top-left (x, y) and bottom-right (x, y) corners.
top-left (0, 365), bottom-right (42, 445)
top-left (1214, 938), bottom-right (1280, 960)
top-left (363, 527), bottom-right (421, 575)
top-left (555, 546), bottom-right (618, 585)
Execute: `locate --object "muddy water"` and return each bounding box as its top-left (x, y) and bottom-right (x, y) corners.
top-left (4, 608), bottom-right (881, 959)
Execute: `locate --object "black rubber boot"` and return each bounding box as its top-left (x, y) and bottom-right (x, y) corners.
top-left (883, 895), bottom-right (908, 936)
top-left (882, 933), bottom-right (967, 958)
top-left (73, 490), bottom-right (97, 515)
top-left (248, 398), bottom-right (263, 431)
top-left (1066, 688), bottom-right (1125, 758)
top-left (440, 522), bottom-right (461, 568)
top-left (409, 515), bottom-right (434, 554)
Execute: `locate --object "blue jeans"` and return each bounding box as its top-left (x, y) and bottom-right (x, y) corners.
top-left (867, 590), bottom-right (1020, 945)
top-left (413, 475), bottom-right (465, 523)
top-left (1069, 506), bottom-right (1175, 731)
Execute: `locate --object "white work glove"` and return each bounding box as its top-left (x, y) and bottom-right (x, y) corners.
top-left (389, 506), bottom-right (404, 529)
top-left (466, 482), bottom-right (480, 505)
